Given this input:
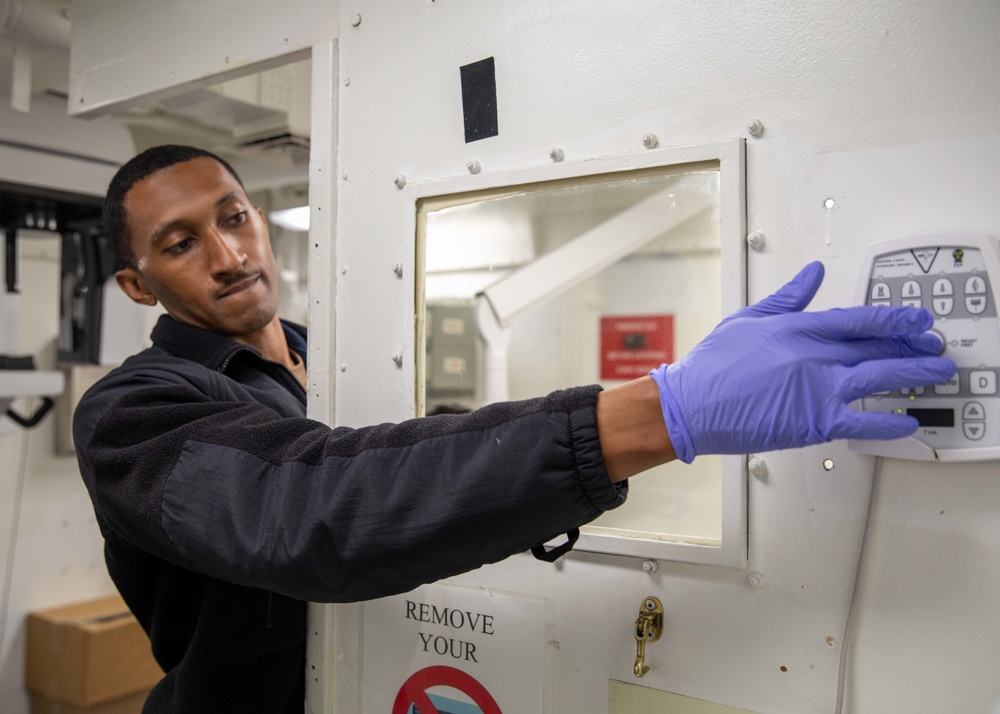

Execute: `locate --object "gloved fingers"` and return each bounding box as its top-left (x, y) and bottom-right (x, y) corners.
top-left (838, 357), bottom-right (957, 402)
top-left (826, 332), bottom-right (947, 365)
top-left (829, 410), bottom-right (920, 442)
top-left (722, 261), bottom-right (824, 323)
top-left (807, 305), bottom-right (933, 340)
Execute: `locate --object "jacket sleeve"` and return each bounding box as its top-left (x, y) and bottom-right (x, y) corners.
top-left (74, 365), bottom-right (626, 603)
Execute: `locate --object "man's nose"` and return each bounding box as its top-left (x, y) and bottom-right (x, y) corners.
top-left (205, 229), bottom-right (247, 276)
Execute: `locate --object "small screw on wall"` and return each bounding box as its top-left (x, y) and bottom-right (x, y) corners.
top-left (642, 560), bottom-right (658, 574)
top-left (392, 263), bottom-right (403, 277)
top-left (466, 160), bottom-right (482, 174)
top-left (641, 133), bottom-right (658, 149)
top-left (394, 174), bottom-right (407, 189)
top-left (747, 119), bottom-right (765, 137)
top-left (747, 231), bottom-right (766, 251)
top-left (392, 351), bottom-right (404, 366)
top-left (351, 13), bottom-right (362, 27)
top-left (748, 572), bottom-right (766, 589)
top-left (748, 456), bottom-right (768, 478)
top-left (548, 147), bottom-right (564, 162)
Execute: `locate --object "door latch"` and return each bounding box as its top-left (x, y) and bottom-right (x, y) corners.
top-left (633, 595), bottom-right (663, 678)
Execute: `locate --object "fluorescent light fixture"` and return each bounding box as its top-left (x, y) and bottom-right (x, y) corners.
top-left (269, 206), bottom-right (310, 232)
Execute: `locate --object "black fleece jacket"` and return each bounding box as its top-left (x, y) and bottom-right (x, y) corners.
top-left (73, 314), bottom-right (626, 713)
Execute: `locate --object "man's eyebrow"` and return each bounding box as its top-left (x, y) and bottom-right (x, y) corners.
top-left (149, 193), bottom-right (246, 245)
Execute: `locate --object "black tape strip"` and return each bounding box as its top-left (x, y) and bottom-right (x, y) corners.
top-left (5, 228), bottom-right (17, 294)
top-left (460, 57), bottom-right (498, 143)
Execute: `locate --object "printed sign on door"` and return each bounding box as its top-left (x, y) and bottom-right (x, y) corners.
top-left (600, 315), bottom-right (674, 380)
top-left (363, 584), bottom-right (545, 713)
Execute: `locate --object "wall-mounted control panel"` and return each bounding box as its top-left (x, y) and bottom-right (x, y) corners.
top-left (849, 234), bottom-right (1000, 462)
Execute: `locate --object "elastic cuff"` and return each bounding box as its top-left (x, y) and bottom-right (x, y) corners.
top-left (651, 371), bottom-right (696, 464)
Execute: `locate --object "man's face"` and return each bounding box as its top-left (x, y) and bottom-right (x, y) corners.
top-left (116, 157), bottom-right (279, 339)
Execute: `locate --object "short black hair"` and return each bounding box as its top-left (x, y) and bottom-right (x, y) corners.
top-left (103, 145), bottom-right (245, 269)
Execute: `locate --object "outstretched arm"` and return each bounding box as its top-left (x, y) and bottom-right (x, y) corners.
top-left (596, 261), bottom-right (956, 477)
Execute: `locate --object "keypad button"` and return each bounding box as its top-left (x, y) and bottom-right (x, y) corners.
top-left (901, 280), bottom-right (922, 298)
top-left (900, 386), bottom-right (925, 396)
top-left (963, 422), bottom-right (986, 441)
top-left (966, 295), bottom-right (988, 314)
top-left (933, 297), bottom-right (954, 315)
top-left (970, 371), bottom-right (998, 395)
top-left (934, 376), bottom-right (960, 395)
top-left (902, 299), bottom-right (922, 308)
top-left (965, 276), bottom-right (987, 295)
top-left (871, 301), bottom-right (891, 308)
top-left (963, 402), bottom-right (985, 420)
top-left (871, 282), bottom-right (891, 301)
top-left (932, 279), bottom-right (954, 296)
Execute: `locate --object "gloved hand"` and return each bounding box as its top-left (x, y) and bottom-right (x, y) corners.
top-left (650, 261), bottom-right (957, 463)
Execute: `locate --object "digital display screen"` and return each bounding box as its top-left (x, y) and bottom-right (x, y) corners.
top-left (907, 408), bottom-right (955, 428)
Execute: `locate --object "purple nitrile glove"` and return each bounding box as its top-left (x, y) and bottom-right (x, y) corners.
top-left (650, 261), bottom-right (957, 463)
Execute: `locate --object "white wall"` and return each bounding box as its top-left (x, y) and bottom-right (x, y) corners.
top-left (332, 1), bottom-right (1000, 712)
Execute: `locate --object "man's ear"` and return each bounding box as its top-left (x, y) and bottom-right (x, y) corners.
top-left (116, 268), bottom-right (158, 306)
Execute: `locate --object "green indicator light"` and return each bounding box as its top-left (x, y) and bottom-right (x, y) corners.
top-left (896, 408), bottom-right (904, 414)
top-left (910, 395), bottom-right (916, 401)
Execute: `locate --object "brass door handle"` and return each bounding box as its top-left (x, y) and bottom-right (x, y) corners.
top-left (633, 596), bottom-right (663, 678)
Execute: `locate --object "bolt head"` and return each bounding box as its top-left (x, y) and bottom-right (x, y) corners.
top-left (748, 572), bottom-right (766, 589)
top-left (351, 13), bottom-right (362, 26)
top-left (548, 147), bottom-right (564, 162)
top-left (466, 160), bottom-right (481, 174)
top-left (641, 133), bottom-right (658, 149)
top-left (394, 174), bottom-right (407, 189)
top-left (747, 231), bottom-right (766, 251)
top-left (747, 119), bottom-right (765, 137)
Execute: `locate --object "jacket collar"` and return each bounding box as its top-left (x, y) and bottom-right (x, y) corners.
top-left (150, 314), bottom-right (308, 371)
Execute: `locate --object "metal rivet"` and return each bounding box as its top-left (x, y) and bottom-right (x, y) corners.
top-left (392, 263), bottom-right (403, 277)
top-left (344, 77), bottom-right (351, 86)
top-left (466, 160), bottom-right (481, 174)
top-left (394, 174), bottom-right (407, 189)
top-left (747, 231), bottom-right (766, 251)
top-left (823, 458), bottom-right (835, 471)
top-left (392, 351), bottom-right (403, 366)
top-left (341, 266), bottom-right (348, 274)
top-left (748, 572), bottom-right (766, 589)
top-left (548, 147), bottom-right (564, 162)
top-left (351, 13), bottom-right (362, 26)
top-left (641, 133), bottom-right (658, 149)
top-left (748, 456), bottom-right (767, 478)
top-left (824, 198), bottom-right (836, 209)
top-left (642, 560), bottom-right (658, 573)
top-left (747, 119), bottom-right (764, 137)
top-left (340, 364), bottom-right (347, 372)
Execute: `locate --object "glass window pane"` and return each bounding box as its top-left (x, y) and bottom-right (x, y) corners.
top-left (418, 163), bottom-right (723, 546)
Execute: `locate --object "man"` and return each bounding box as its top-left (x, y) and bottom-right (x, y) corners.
top-left (74, 145), bottom-right (953, 713)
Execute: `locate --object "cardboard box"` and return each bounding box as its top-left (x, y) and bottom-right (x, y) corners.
top-left (26, 595), bottom-right (163, 708)
top-left (30, 690), bottom-right (151, 714)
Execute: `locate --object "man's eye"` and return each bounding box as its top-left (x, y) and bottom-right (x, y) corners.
top-left (166, 237), bottom-right (195, 254)
top-left (226, 211), bottom-right (248, 226)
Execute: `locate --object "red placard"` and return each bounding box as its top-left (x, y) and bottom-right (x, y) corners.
top-left (600, 315), bottom-right (674, 380)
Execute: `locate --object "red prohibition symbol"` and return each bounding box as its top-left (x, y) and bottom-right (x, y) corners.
top-left (391, 665), bottom-right (502, 714)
